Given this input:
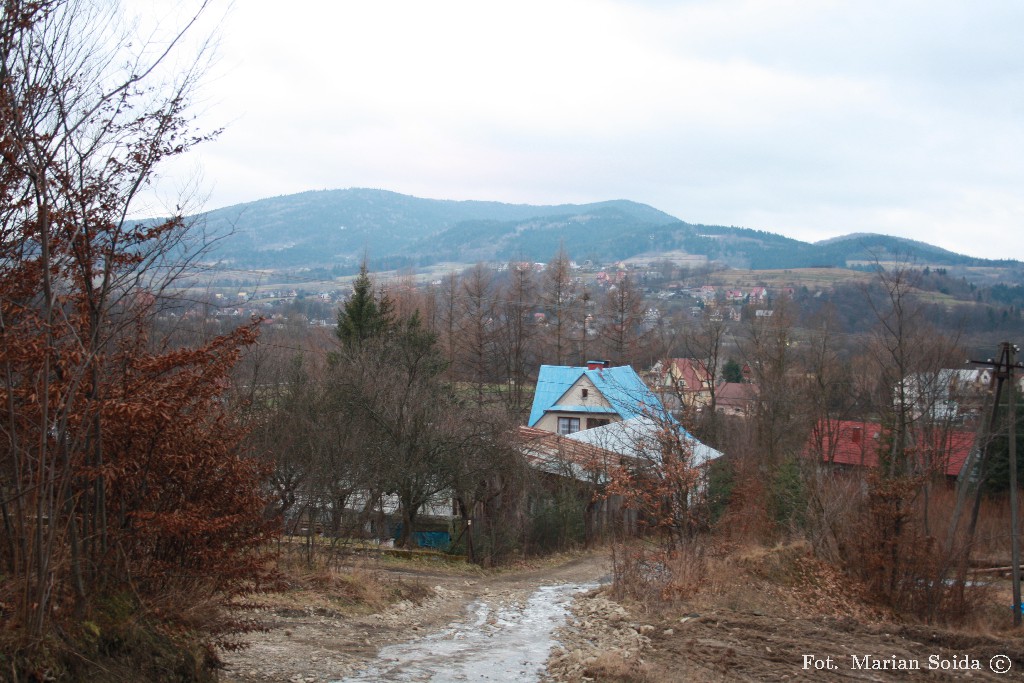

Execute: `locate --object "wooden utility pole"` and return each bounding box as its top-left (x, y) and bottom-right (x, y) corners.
top-left (1007, 344), bottom-right (1020, 626)
top-left (951, 342), bottom-right (1022, 626)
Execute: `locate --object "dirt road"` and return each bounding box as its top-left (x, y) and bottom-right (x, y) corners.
top-left (220, 553), bottom-right (610, 683)
top-left (221, 547), bottom-right (1024, 683)
top-left (548, 545), bottom-right (1024, 682)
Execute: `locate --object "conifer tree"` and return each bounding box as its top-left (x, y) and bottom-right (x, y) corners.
top-left (336, 262), bottom-right (394, 349)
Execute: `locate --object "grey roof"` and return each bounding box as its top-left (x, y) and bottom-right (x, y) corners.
top-left (565, 416), bottom-right (723, 468)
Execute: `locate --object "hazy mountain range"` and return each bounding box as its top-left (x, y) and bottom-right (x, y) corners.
top-left (185, 188), bottom-right (1020, 275)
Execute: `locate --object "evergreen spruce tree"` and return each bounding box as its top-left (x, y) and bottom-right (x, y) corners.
top-left (723, 358), bottom-right (744, 383)
top-left (336, 262), bottom-right (394, 349)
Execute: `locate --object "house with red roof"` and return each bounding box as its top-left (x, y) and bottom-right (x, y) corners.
top-left (804, 419), bottom-right (974, 480)
top-left (716, 382), bottom-right (758, 417)
top-left (697, 285), bottom-right (717, 301)
top-left (651, 358), bottom-right (713, 411)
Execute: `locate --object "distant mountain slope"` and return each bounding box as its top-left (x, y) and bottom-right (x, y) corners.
top-left (192, 188), bottom-right (678, 269)
top-left (183, 188), bottom-right (1019, 272)
top-left (808, 233), bottom-right (1007, 267)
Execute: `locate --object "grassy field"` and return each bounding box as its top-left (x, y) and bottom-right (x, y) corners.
top-left (706, 267), bottom-right (871, 290)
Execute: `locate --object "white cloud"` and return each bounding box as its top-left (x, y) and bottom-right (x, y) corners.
top-left (128, 0), bottom-right (1024, 260)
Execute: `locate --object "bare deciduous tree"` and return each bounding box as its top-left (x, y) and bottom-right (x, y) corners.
top-left (1, 2), bottom-right (272, 670)
top-left (497, 261), bottom-right (538, 417)
top-left (597, 274), bottom-right (647, 366)
top-left (542, 247), bottom-right (578, 365)
top-left (457, 263), bottom-right (499, 405)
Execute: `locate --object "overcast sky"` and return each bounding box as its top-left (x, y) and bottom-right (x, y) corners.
top-left (132, 1), bottom-right (1024, 261)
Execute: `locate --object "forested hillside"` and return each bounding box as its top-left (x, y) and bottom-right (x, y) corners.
top-left (182, 189), bottom-right (1023, 276)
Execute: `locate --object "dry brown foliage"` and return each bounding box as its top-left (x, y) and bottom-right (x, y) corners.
top-left (609, 540), bottom-right (709, 612)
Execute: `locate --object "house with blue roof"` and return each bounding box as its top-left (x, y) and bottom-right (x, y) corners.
top-left (528, 360), bottom-right (724, 467)
top-left (528, 360), bottom-right (665, 436)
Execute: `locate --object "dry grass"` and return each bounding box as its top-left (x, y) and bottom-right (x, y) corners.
top-left (0, 584), bottom-right (229, 683)
top-left (250, 551), bottom-right (436, 619)
top-left (609, 540), bottom-right (709, 612)
top-left (707, 267), bottom-right (869, 290)
top-left (712, 455), bottom-right (1017, 627)
top-left (582, 651), bottom-right (656, 682)
top-left (688, 540), bottom-right (887, 622)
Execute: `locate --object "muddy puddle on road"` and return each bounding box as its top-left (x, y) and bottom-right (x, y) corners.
top-left (336, 582), bottom-right (597, 683)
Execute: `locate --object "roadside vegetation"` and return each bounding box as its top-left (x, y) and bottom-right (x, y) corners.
top-left (0, 2), bottom-right (274, 679)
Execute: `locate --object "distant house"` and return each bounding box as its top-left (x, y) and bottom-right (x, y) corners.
top-left (527, 361), bottom-right (723, 467)
top-left (651, 358), bottom-right (713, 411)
top-left (804, 419), bottom-right (974, 480)
top-left (697, 285), bottom-right (717, 301)
top-left (595, 270), bottom-right (627, 286)
top-left (898, 368), bottom-right (1016, 422)
top-left (716, 382), bottom-right (759, 417)
top-left (528, 361), bottom-right (660, 436)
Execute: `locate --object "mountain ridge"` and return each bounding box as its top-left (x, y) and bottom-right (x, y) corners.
top-left (182, 188), bottom-right (1020, 274)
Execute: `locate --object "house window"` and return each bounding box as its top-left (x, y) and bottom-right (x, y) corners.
top-left (558, 417), bottom-right (580, 435)
top-left (581, 388), bottom-right (589, 399)
top-left (587, 418), bottom-right (610, 430)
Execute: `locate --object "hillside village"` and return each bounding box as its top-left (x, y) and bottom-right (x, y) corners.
top-left (162, 235), bottom-right (1024, 552)
top-left (7, 2), bottom-right (1024, 681)
top-left (178, 248), bottom-right (1024, 358)
top-left (239, 250), bottom-right (1023, 544)
top-left (13, 205), bottom-right (1024, 678)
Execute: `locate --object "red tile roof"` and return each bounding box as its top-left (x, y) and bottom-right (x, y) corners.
top-left (805, 420), bottom-right (974, 477)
